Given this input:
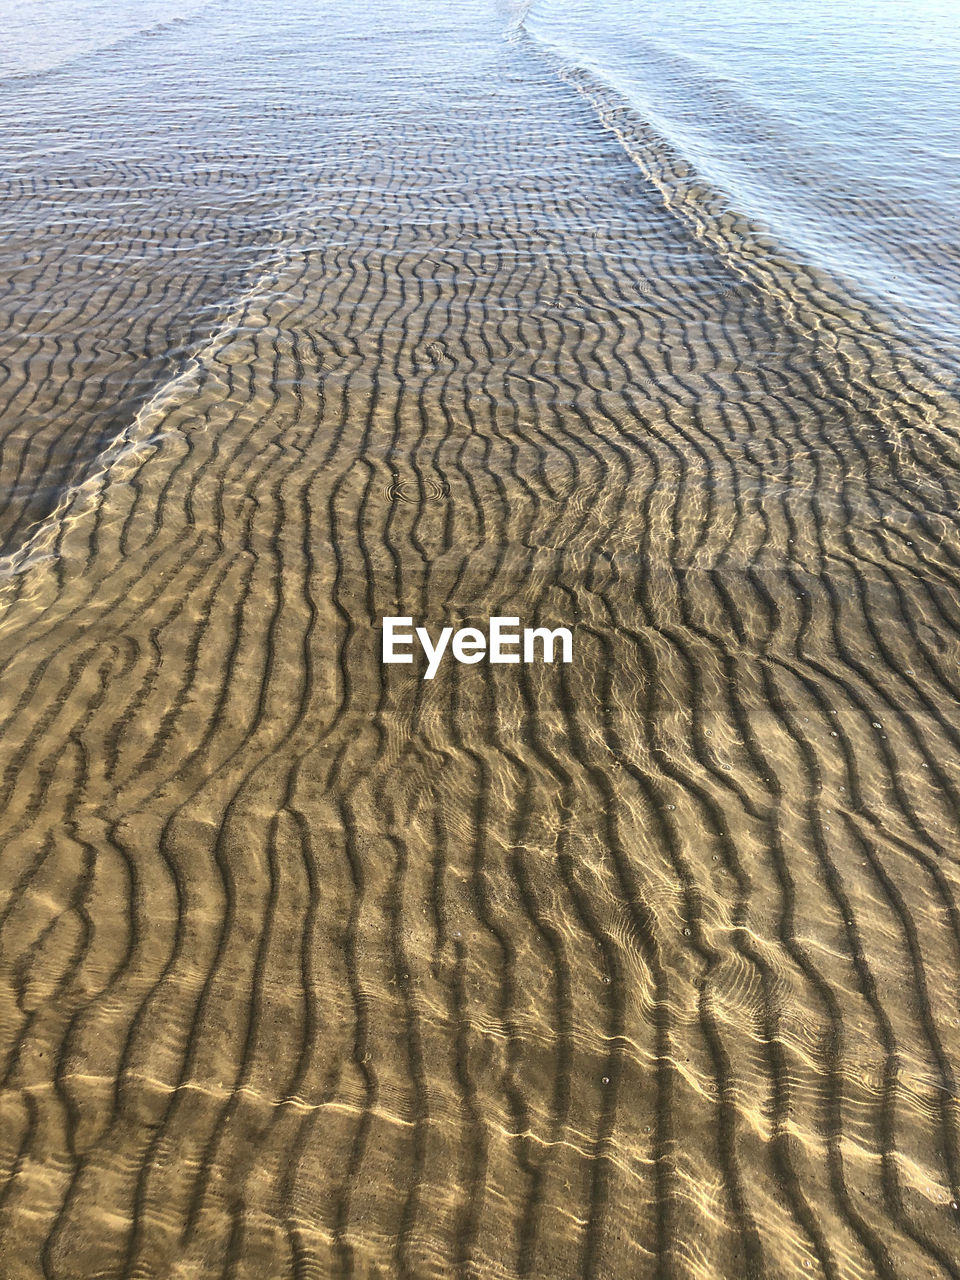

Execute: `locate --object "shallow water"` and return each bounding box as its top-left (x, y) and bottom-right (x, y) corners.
top-left (523, 0), bottom-right (960, 360)
top-left (0, 1), bottom-right (959, 1277)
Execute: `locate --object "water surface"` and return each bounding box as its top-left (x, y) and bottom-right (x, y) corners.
top-left (0, 2), bottom-right (959, 1277)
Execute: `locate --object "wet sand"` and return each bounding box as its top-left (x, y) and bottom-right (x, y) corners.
top-left (1, 2), bottom-right (960, 1277)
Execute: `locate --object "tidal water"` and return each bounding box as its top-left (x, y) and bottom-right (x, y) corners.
top-left (0, 2), bottom-right (958, 1277)
top-left (522, 0), bottom-right (960, 360)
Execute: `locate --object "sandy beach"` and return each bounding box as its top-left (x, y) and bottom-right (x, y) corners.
top-left (0, 0), bottom-right (959, 1276)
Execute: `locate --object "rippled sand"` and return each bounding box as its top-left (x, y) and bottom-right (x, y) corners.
top-left (1, 1), bottom-right (959, 1277)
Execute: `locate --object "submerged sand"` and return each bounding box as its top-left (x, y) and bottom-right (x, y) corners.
top-left (0, 2), bottom-right (959, 1277)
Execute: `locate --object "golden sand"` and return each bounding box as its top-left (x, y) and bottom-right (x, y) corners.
top-left (0, 5), bottom-right (959, 1278)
